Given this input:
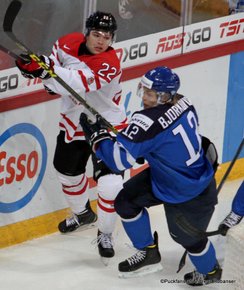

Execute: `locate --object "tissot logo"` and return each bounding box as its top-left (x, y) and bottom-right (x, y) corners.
top-left (0, 123), bottom-right (47, 213)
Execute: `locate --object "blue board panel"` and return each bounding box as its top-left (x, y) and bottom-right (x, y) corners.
top-left (223, 51), bottom-right (244, 162)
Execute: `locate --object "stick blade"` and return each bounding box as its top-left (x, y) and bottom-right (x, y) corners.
top-left (3, 0), bottom-right (22, 32)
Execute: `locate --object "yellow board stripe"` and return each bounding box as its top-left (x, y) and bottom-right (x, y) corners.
top-left (215, 158), bottom-right (244, 183)
top-left (0, 158), bottom-right (243, 249)
top-left (0, 200), bottom-right (97, 249)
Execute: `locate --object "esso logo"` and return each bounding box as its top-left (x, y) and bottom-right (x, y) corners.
top-left (0, 150), bottom-right (38, 185)
top-left (0, 123), bottom-right (47, 213)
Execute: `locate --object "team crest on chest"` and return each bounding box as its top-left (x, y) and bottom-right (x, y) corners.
top-left (87, 77), bottom-right (95, 85)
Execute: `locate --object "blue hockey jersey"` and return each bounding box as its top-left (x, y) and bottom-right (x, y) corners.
top-left (96, 95), bottom-right (214, 203)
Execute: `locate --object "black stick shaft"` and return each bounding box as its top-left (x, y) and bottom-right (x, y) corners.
top-left (217, 137), bottom-right (244, 194)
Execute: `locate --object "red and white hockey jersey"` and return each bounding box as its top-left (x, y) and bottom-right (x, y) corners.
top-left (43, 32), bottom-right (127, 142)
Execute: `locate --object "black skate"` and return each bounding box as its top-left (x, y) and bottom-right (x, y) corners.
top-left (97, 230), bottom-right (115, 258)
top-left (58, 203), bottom-right (97, 233)
top-left (118, 231), bottom-right (162, 278)
top-left (218, 211), bottom-right (243, 236)
top-left (184, 262), bottom-right (222, 286)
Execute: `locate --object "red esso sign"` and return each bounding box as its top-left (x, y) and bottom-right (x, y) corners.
top-left (0, 123), bottom-right (47, 214)
top-left (0, 150), bottom-right (38, 186)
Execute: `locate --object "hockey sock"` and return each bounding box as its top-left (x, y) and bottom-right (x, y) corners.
top-left (188, 240), bottom-right (217, 274)
top-left (57, 171), bottom-right (89, 214)
top-left (121, 208), bottom-right (154, 249)
top-left (97, 174), bottom-right (123, 234)
top-left (232, 181), bottom-right (244, 216)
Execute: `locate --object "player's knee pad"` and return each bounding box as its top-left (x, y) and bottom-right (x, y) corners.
top-left (56, 170), bottom-right (86, 187)
top-left (97, 174), bottom-right (123, 200)
top-left (184, 238), bottom-right (208, 254)
top-left (114, 189), bottom-right (141, 219)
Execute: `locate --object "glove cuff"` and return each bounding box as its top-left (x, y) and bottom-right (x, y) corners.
top-left (91, 130), bottom-right (112, 152)
top-left (38, 56), bottom-right (54, 79)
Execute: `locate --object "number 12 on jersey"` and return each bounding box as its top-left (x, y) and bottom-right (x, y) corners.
top-left (172, 111), bottom-right (202, 166)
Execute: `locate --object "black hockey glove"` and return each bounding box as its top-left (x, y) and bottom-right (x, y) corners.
top-left (16, 54), bottom-right (53, 79)
top-left (202, 136), bottom-right (219, 173)
top-left (79, 113), bottom-right (112, 152)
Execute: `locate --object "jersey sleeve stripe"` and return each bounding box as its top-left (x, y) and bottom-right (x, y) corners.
top-left (113, 142), bottom-right (135, 170)
top-left (61, 113), bottom-right (77, 130)
top-left (78, 70), bottom-right (89, 92)
top-left (94, 74), bottom-right (101, 90)
top-left (113, 143), bottom-right (126, 171)
top-left (50, 41), bottom-right (60, 63)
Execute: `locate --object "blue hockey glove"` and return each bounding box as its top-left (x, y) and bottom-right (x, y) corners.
top-left (79, 113), bottom-right (112, 152)
top-left (16, 54), bottom-right (53, 79)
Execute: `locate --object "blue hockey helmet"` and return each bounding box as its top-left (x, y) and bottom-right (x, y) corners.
top-left (140, 66), bottom-right (180, 98)
top-left (86, 11), bottom-right (117, 38)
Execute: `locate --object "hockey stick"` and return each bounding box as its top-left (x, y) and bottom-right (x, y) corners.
top-left (176, 137), bottom-right (244, 239)
top-left (0, 44), bottom-right (32, 62)
top-left (216, 137), bottom-right (244, 195)
top-left (0, 44), bottom-right (20, 60)
top-left (3, 0), bottom-right (118, 135)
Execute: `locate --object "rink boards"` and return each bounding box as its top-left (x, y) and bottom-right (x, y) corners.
top-left (0, 13), bottom-right (244, 248)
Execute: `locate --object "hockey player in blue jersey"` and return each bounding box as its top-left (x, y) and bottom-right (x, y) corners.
top-left (80, 66), bottom-right (222, 285)
top-left (219, 181), bottom-right (244, 235)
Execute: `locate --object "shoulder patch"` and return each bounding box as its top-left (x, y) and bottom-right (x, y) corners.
top-left (130, 113), bottom-right (153, 131)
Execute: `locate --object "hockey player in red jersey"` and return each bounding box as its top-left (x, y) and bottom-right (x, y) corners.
top-left (16, 11), bottom-right (127, 260)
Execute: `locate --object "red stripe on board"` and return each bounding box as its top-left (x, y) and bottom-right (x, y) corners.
top-left (0, 90), bottom-right (60, 113)
top-left (1, 39), bottom-right (244, 113)
top-left (121, 38), bottom-right (244, 81)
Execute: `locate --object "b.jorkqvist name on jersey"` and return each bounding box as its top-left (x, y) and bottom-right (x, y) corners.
top-left (158, 96), bottom-right (192, 129)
